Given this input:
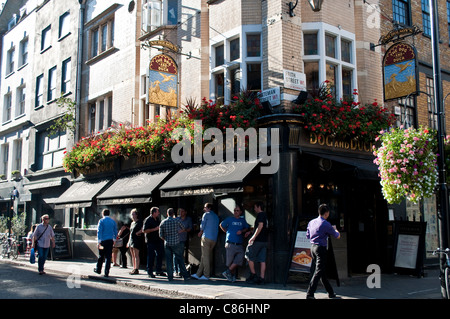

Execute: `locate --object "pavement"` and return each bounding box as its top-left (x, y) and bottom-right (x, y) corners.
top-left (0, 255), bottom-right (444, 300)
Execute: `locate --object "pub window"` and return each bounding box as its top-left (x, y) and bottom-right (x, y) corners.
top-left (304, 61), bottom-right (319, 94)
top-left (215, 44), bottom-right (224, 67)
top-left (421, 0), bottom-right (431, 36)
top-left (246, 34), bottom-right (261, 57)
top-left (247, 63), bottom-right (261, 91)
top-left (325, 34), bottom-right (336, 58)
top-left (230, 38), bottom-right (240, 61)
top-left (397, 96), bottom-right (416, 128)
top-left (341, 39), bottom-right (352, 63)
top-left (393, 0), bottom-right (410, 26)
top-left (304, 33), bottom-right (318, 55)
top-left (230, 67), bottom-right (241, 96)
top-left (214, 72), bottom-right (225, 104)
top-left (426, 77), bottom-right (437, 130)
top-left (326, 62), bottom-right (337, 99)
top-left (342, 68), bottom-right (353, 100)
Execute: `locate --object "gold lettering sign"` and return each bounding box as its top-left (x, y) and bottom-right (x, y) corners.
top-left (309, 133), bottom-right (373, 153)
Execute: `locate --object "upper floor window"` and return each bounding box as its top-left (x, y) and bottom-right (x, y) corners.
top-left (393, 0), bottom-right (410, 26)
top-left (19, 38), bottom-right (28, 67)
top-left (141, 0), bottom-right (178, 32)
top-left (422, 0), bottom-right (431, 36)
top-left (303, 23), bottom-right (357, 100)
top-left (3, 91), bottom-right (12, 122)
top-left (35, 74), bottom-right (44, 108)
top-left (16, 84), bottom-right (26, 117)
top-left (37, 129), bottom-right (66, 170)
top-left (48, 67), bottom-right (57, 102)
top-left (62, 58), bottom-right (71, 94)
top-left (88, 94), bottom-right (112, 134)
top-left (59, 11), bottom-right (71, 39)
top-left (1, 144), bottom-right (9, 176)
top-left (426, 77), bottom-right (437, 130)
top-left (41, 25), bottom-right (51, 52)
top-left (6, 47), bottom-right (15, 75)
top-left (89, 18), bottom-right (114, 59)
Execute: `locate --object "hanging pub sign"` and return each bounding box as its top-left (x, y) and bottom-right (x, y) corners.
top-left (148, 54), bottom-right (178, 107)
top-left (383, 42), bottom-right (419, 101)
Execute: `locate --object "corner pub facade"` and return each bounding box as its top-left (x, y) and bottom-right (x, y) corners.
top-left (4, 0), bottom-right (450, 284)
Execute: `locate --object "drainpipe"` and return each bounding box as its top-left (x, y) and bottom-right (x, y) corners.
top-left (75, 0), bottom-right (85, 143)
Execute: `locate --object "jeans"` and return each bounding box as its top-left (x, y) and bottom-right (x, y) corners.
top-left (96, 239), bottom-right (114, 276)
top-left (147, 241), bottom-right (164, 274)
top-left (37, 246), bottom-right (50, 273)
top-left (174, 241), bottom-right (187, 273)
top-left (165, 242), bottom-right (190, 280)
top-left (306, 244), bottom-right (335, 297)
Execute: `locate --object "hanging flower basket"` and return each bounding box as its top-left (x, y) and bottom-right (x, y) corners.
top-left (373, 126), bottom-right (438, 204)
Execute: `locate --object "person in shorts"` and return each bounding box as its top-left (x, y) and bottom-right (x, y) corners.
top-left (245, 201), bottom-right (268, 284)
top-left (220, 204), bottom-right (249, 282)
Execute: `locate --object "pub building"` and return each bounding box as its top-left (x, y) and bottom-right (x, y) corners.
top-left (49, 109), bottom-right (400, 284)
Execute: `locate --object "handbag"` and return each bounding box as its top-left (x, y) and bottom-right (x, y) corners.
top-left (30, 248), bottom-right (35, 264)
top-left (114, 238), bottom-right (123, 248)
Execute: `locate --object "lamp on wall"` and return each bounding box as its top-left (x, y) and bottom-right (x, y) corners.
top-left (289, 0), bottom-right (323, 17)
top-left (308, 0), bottom-right (324, 12)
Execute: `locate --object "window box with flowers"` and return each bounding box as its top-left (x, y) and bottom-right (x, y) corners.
top-left (373, 126), bottom-right (438, 204)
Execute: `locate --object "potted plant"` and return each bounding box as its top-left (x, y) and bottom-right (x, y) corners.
top-left (373, 126), bottom-right (438, 204)
top-left (11, 170), bottom-right (21, 179)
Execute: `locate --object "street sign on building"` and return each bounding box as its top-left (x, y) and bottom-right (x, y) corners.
top-left (258, 87), bottom-right (281, 106)
top-left (283, 70), bottom-right (306, 91)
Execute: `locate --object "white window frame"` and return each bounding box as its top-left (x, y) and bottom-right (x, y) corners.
top-left (3, 91), bottom-right (12, 123)
top-left (7, 46), bottom-right (15, 75)
top-left (48, 66), bottom-right (57, 102)
top-left (210, 25), bottom-right (262, 105)
top-left (16, 84), bottom-right (26, 117)
top-left (88, 94), bottom-right (112, 133)
top-left (302, 22), bottom-right (358, 102)
top-left (61, 58), bottom-right (71, 94)
top-left (1, 144), bottom-right (9, 176)
top-left (88, 18), bottom-right (114, 59)
top-left (12, 139), bottom-right (22, 173)
top-left (41, 25), bottom-right (51, 52)
top-left (59, 11), bottom-right (71, 40)
top-left (19, 37), bottom-right (28, 67)
top-left (40, 129), bottom-right (67, 170)
top-left (141, 0), bottom-right (178, 32)
top-left (35, 74), bottom-right (44, 108)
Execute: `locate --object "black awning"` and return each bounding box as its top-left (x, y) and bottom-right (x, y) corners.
top-left (160, 161), bottom-right (259, 197)
top-left (304, 151), bottom-right (379, 180)
top-left (96, 170), bottom-right (171, 205)
top-left (54, 179), bottom-right (112, 209)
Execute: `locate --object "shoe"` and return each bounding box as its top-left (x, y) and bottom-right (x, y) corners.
top-left (93, 268), bottom-right (101, 274)
top-left (199, 275), bottom-right (210, 280)
top-left (246, 273), bottom-right (257, 283)
top-left (306, 295), bottom-right (315, 299)
top-left (113, 263), bottom-right (120, 267)
top-left (156, 272), bottom-right (167, 276)
top-left (256, 277), bottom-right (265, 285)
top-left (191, 274), bottom-right (200, 280)
top-left (129, 269), bottom-right (139, 275)
top-left (231, 275), bottom-right (236, 283)
top-left (329, 294), bottom-right (340, 299)
top-left (184, 276), bottom-right (192, 281)
top-left (104, 274), bottom-right (109, 278)
top-left (222, 270), bottom-right (233, 281)
top-left (148, 273), bottom-right (156, 278)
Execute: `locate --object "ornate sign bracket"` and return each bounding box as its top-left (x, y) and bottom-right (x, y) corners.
top-left (377, 25), bottom-right (422, 47)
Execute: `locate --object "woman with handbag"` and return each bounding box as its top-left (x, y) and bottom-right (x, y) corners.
top-left (128, 209), bottom-right (144, 275)
top-left (113, 223), bottom-right (130, 267)
top-left (32, 214), bottom-right (55, 275)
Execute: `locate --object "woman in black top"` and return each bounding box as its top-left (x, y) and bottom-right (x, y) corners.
top-left (128, 208), bottom-right (144, 274)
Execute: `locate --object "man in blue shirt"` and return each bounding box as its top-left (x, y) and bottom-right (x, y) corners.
top-left (192, 203), bottom-right (219, 280)
top-left (220, 204), bottom-right (249, 282)
top-left (306, 204), bottom-right (340, 299)
top-left (94, 209), bottom-right (118, 277)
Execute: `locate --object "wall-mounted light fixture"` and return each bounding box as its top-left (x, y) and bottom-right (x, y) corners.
top-left (289, 0), bottom-right (323, 17)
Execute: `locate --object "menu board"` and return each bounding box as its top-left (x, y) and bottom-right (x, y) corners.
top-left (51, 228), bottom-right (72, 260)
top-left (290, 231), bottom-right (312, 273)
top-left (394, 234), bottom-right (419, 269)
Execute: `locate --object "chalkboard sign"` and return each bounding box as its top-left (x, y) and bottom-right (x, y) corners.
top-left (393, 221), bottom-right (426, 277)
top-left (51, 228), bottom-right (72, 260)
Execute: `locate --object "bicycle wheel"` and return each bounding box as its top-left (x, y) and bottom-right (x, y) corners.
top-left (445, 267), bottom-right (450, 299)
top-left (10, 244), bottom-right (18, 259)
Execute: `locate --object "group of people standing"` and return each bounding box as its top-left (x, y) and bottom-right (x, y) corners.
top-left (94, 201), bottom-right (268, 284)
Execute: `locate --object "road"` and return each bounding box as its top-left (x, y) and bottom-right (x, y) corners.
top-left (0, 262), bottom-right (177, 299)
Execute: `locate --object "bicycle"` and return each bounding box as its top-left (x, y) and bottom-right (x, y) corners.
top-left (428, 248), bottom-right (450, 299)
top-left (0, 236), bottom-right (19, 260)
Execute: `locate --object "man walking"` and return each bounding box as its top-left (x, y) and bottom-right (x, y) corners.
top-left (94, 209), bottom-right (117, 277)
top-left (305, 203), bottom-right (341, 299)
top-left (143, 207), bottom-right (165, 278)
top-left (159, 208), bottom-right (191, 281)
top-left (192, 203), bottom-right (219, 280)
top-left (32, 214), bottom-right (55, 275)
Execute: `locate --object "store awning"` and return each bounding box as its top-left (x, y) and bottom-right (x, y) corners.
top-left (54, 179), bottom-right (112, 209)
top-left (304, 151), bottom-right (379, 180)
top-left (160, 161), bottom-right (260, 197)
top-left (97, 170), bottom-right (171, 205)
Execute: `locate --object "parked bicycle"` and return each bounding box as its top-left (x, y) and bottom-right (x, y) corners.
top-left (0, 235), bottom-right (19, 259)
top-left (428, 248), bottom-right (450, 299)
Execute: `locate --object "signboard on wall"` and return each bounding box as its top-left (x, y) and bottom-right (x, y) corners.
top-left (149, 54), bottom-right (178, 107)
top-left (383, 42), bottom-right (418, 101)
top-left (283, 70), bottom-right (306, 91)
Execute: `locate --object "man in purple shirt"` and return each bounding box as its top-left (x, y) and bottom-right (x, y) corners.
top-left (305, 204), bottom-right (340, 299)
